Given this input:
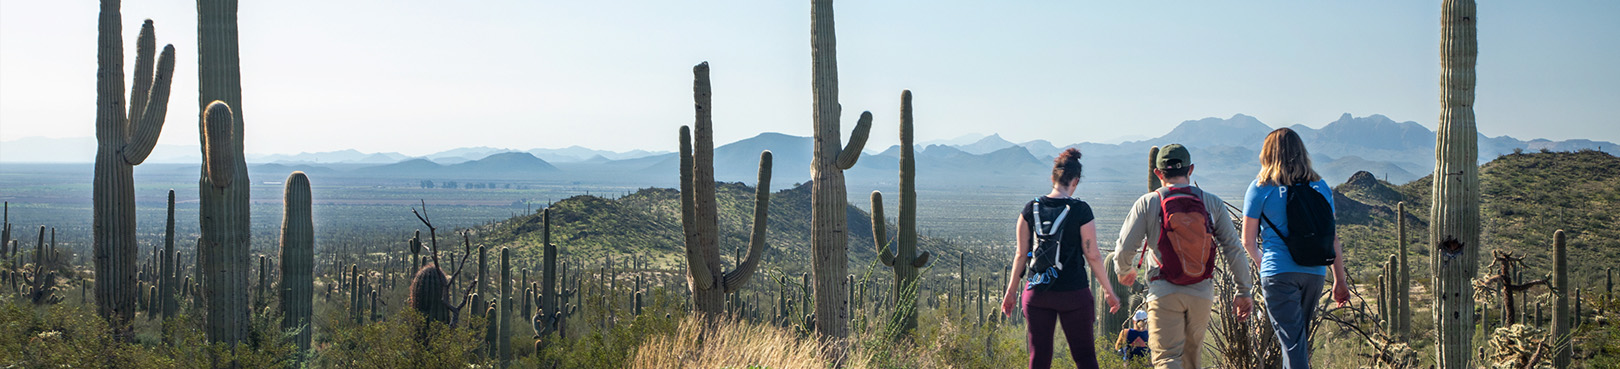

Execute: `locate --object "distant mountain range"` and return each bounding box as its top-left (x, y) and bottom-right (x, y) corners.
top-left (5, 113), bottom-right (1610, 187)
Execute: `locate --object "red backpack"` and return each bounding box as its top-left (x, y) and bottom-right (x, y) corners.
top-left (1136, 186), bottom-right (1217, 285)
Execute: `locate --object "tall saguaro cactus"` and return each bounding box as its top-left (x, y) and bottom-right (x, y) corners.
top-left (197, 0), bottom-right (252, 345)
top-left (499, 247), bottom-right (512, 365)
top-left (809, 0), bottom-right (874, 339)
top-left (870, 90), bottom-right (931, 335)
top-left (1430, 1), bottom-right (1480, 367)
top-left (679, 62), bottom-right (772, 316)
top-left (160, 190), bottom-right (178, 320)
top-left (93, 0), bottom-right (176, 330)
top-left (280, 172), bottom-right (314, 352)
top-left (199, 101), bottom-right (249, 344)
top-left (1147, 146), bottom-right (1162, 191)
top-left (1551, 230), bottom-right (1570, 367)
top-left (1395, 201), bottom-right (1411, 339)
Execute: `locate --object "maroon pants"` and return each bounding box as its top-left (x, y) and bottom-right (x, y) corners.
top-left (1022, 288), bottom-right (1099, 369)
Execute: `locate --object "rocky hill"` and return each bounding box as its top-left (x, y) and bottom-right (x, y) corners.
top-left (1330, 150), bottom-right (1618, 288)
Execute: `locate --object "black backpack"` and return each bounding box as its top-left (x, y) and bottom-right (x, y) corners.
top-left (1025, 198), bottom-right (1073, 289)
top-left (1259, 181), bottom-right (1337, 266)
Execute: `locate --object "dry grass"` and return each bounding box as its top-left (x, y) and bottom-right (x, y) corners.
top-left (631, 315), bottom-right (867, 369)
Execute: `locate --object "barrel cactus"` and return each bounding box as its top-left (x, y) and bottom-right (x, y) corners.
top-left (1431, 1), bottom-right (1480, 367)
top-left (678, 62), bottom-right (772, 317)
top-left (808, 0), bottom-right (874, 339)
top-left (280, 171), bottom-right (314, 352)
top-left (93, 0), bottom-right (176, 331)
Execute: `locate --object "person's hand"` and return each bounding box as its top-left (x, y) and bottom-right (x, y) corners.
top-left (1001, 292), bottom-right (1018, 316)
top-left (1333, 281), bottom-right (1351, 307)
top-left (1118, 270), bottom-right (1137, 286)
top-left (1104, 291), bottom-right (1121, 313)
top-left (1233, 296), bottom-right (1253, 321)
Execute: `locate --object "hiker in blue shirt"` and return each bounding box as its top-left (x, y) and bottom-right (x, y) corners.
top-left (1241, 128), bottom-right (1351, 369)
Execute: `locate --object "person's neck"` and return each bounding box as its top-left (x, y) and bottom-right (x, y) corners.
top-left (1047, 187), bottom-right (1074, 199)
top-left (1163, 177), bottom-right (1192, 186)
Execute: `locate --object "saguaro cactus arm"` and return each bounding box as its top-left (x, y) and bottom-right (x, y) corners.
top-left (678, 126), bottom-right (714, 291)
top-left (834, 112), bottom-right (873, 170)
top-left (870, 191), bottom-right (895, 267)
top-left (121, 21), bottom-right (175, 166)
top-left (722, 151), bottom-right (772, 293)
top-left (202, 102), bottom-right (235, 188)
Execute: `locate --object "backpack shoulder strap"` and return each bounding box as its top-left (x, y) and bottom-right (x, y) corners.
top-left (1259, 186), bottom-right (1288, 238)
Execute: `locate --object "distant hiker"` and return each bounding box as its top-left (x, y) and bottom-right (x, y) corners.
top-left (1114, 310), bottom-right (1151, 362)
top-left (1242, 128), bottom-right (1349, 369)
top-left (1000, 148), bottom-right (1121, 369)
top-left (1113, 143), bottom-right (1254, 369)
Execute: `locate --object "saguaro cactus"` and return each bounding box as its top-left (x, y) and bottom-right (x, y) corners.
top-left (158, 190), bottom-right (177, 320)
top-left (499, 247), bottom-right (512, 365)
top-left (93, 0), bottom-right (177, 330)
top-left (1430, 1), bottom-right (1480, 367)
top-left (280, 172), bottom-right (314, 352)
top-left (1551, 230), bottom-right (1569, 367)
top-left (409, 265), bottom-right (452, 324)
top-left (809, 0), bottom-right (875, 340)
top-left (1396, 201), bottom-right (1411, 339)
top-left (1147, 146), bottom-right (1162, 191)
top-left (869, 90), bottom-right (932, 335)
top-left (196, 0), bottom-right (251, 345)
top-left (198, 101), bottom-right (251, 344)
top-left (678, 62), bottom-right (772, 317)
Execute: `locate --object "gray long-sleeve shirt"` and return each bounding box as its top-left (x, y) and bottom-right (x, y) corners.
top-left (1112, 184), bottom-right (1254, 302)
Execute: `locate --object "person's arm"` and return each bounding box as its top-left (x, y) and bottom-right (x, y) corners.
top-left (1208, 194), bottom-right (1254, 320)
top-left (1241, 218), bottom-right (1263, 266)
top-left (1331, 236), bottom-right (1349, 306)
top-left (1115, 329), bottom-right (1129, 350)
top-left (1002, 215), bottom-right (1033, 316)
top-left (1115, 194), bottom-right (1151, 285)
top-left (1083, 221), bottom-right (1120, 313)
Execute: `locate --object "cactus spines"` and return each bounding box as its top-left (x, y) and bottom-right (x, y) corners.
top-left (93, 0), bottom-right (177, 332)
top-left (1551, 230), bottom-right (1569, 367)
top-left (1431, 1), bottom-right (1480, 367)
top-left (678, 62), bottom-right (773, 317)
top-left (280, 172), bottom-right (314, 352)
top-left (809, 0), bottom-right (874, 340)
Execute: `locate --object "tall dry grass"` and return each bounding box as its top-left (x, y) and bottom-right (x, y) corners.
top-left (631, 315), bottom-right (870, 369)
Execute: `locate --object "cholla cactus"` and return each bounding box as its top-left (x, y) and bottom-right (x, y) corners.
top-left (93, 0), bottom-right (176, 330)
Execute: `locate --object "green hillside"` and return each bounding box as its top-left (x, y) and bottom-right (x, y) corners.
top-left (473, 181), bottom-right (997, 292)
top-left (1333, 150), bottom-right (1618, 288)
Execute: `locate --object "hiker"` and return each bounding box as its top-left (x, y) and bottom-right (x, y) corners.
top-left (1114, 310), bottom-right (1151, 362)
top-left (1000, 148), bottom-right (1121, 369)
top-left (1113, 143), bottom-right (1254, 369)
top-left (1241, 128), bottom-right (1350, 369)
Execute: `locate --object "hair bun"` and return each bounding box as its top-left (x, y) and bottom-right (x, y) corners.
top-left (1056, 147), bottom-right (1082, 162)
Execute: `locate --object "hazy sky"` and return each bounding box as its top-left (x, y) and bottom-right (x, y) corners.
top-left (2, 1), bottom-right (1617, 156)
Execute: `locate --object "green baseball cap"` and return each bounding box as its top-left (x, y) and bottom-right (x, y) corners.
top-left (1156, 144), bottom-right (1191, 170)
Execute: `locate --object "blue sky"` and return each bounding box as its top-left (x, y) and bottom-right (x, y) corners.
top-left (2, 1), bottom-right (1616, 155)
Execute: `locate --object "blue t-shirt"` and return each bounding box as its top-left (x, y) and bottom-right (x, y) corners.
top-left (1242, 179), bottom-right (1334, 277)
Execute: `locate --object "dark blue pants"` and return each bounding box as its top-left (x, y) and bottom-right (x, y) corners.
top-left (1022, 288), bottom-right (1099, 369)
top-left (1262, 272), bottom-right (1326, 369)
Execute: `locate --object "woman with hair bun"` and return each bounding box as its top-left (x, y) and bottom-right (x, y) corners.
top-left (1001, 148), bottom-right (1120, 369)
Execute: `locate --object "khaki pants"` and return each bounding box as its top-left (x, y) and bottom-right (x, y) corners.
top-left (1146, 293), bottom-right (1213, 369)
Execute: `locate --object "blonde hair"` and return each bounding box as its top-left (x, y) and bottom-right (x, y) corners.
top-left (1257, 128), bottom-right (1321, 186)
